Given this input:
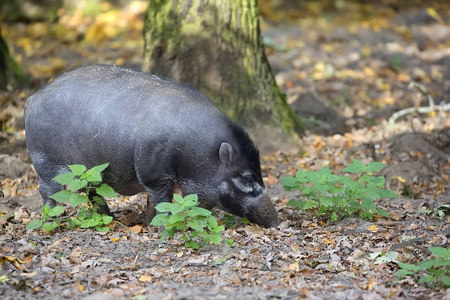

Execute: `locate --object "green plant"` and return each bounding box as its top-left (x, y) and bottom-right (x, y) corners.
top-left (370, 251), bottom-right (399, 265)
top-left (26, 163), bottom-right (116, 232)
top-left (281, 159), bottom-right (396, 221)
top-left (219, 213), bottom-right (249, 229)
top-left (26, 204), bottom-right (65, 232)
top-left (396, 247), bottom-right (450, 287)
top-left (150, 194), bottom-right (233, 249)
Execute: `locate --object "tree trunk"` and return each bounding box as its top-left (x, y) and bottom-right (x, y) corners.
top-left (0, 27), bottom-right (25, 90)
top-left (142, 0), bottom-right (302, 138)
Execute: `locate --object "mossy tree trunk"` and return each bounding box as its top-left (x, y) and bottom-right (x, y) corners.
top-left (142, 0), bottom-right (302, 136)
top-left (0, 27), bottom-right (25, 90)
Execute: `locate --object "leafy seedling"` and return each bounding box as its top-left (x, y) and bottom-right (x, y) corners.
top-left (26, 163), bottom-right (116, 232)
top-left (396, 247), bottom-right (450, 287)
top-left (281, 159), bottom-right (396, 221)
top-left (151, 194), bottom-right (233, 249)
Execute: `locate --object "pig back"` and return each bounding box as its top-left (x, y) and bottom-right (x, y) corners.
top-left (25, 65), bottom-right (232, 189)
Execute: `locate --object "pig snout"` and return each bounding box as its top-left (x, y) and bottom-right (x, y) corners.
top-left (246, 194), bottom-right (280, 228)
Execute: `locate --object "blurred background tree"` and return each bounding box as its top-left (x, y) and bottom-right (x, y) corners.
top-left (0, 28), bottom-right (25, 90)
top-left (142, 0), bottom-right (303, 139)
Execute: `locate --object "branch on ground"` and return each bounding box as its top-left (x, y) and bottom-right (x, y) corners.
top-left (389, 81), bottom-right (450, 125)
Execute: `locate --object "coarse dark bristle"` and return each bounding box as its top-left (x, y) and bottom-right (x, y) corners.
top-left (230, 122), bottom-right (261, 174)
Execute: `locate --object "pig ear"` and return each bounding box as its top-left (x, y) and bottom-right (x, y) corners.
top-left (219, 142), bottom-right (234, 166)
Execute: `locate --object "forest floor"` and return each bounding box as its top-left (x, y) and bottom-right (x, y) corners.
top-left (1, 1), bottom-right (449, 299)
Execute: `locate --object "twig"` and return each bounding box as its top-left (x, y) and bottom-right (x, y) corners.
top-left (113, 220), bottom-right (133, 235)
top-left (57, 211), bottom-right (77, 221)
top-left (389, 81), bottom-right (450, 125)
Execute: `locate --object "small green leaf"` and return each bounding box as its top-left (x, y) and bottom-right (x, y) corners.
top-left (395, 269), bottom-right (413, 277)
top-left (375, 251), bottom-right (398, 264)
top-left (208, 216), bottom-right (218, 228)
top-left (209, 234), bottom-right (222, 244)
top-left (83, 163), bottom-right (109, 182)
top-left (53, 173), bottom-right (74, 185)
top-left (187, 219), bottom-right (204, 232)
top-left (89, 163), bottom-right (109, 175)
top-left (50, 190), bottom-right (72, 202)
top-left (43, 222), bottom-right (57, 232)
top-left (26, 219), bottom-right (43, 230)
top-left (48, 206), bottom-right (65, 217)
top-left (305, 171), bottom-right (320, 184)
top-left (319, 167), bottom-right (332, 177)
top-left (188, 207), bottom-right (212, 217)
top-left (303, 201), bottom-right (318, 210)
top-left (429, 247), bottom-right (450, 258)
top-left (419, 274), bottom-right (434, 283)
top-left (376, 209), bottom-right (389, 218)
top-left (319, 196), bottom-right (333, 207)
top-left (280, 176), bottom-right (296, 188)
top-left (287, 199), bottom-right (302, 207)
top-left (367, 162), bottom-right (386, 172)
top-left (101, 215), bottom-right (113, 224)
top-left (344, 159), bottom-right (365, 173)
top-left (183, 194), bottom-right (198, 206)
top-left (379, 189), bottom-right (397, 198)
top-left (212, 225), bottom-right (225, 233)
top-left (441, 275), bottom-right (450, 286)
top-left (397, 262), bottom-right (421, 271)
top-left (185, 240), bottom-right (200, 249)
top-left (155, 202), bottom-right (177, 213)
top-left (225, 239), bottom-right (235, 247)
top-left (92, 196), bottom-right (106, 206)
top-left (168, 213), bottom-right (186, 224)
top-left (70, 193), bottom-right (89, 207)
top-left (95, 226), bottom-right (110, 232)
top-left (150, 214), bottom-right (169, 226)
top-left (361, 175), bottom-right (383, 185)
top-left (173, 194), bottom-right (184, 205)
top-left (84, 170), bottom-right (102, 182)
top-left (80, 218), bottom-right (98, 228)
top-left (70, 178), bottom-right (87, 191)
top-left (159, 230), bottom-right (169, 241)
top-left (96, 183), bottom-right (117, 199)
top-left (68, 164), bottom-right (87, 175)
top-left (214, 256), bottom-right (228, 264)
top-left (170, 204), bottom-right (184, 214)
top-left (295, 169), bottom-right (306, 179)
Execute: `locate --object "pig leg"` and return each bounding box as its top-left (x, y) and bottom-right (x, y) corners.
top-left (29, 153), bottom-right (65, 208)
top-left (87, 190), bottom-right (112, 216)
top-left (143, 182), bottom-right (174, 226)
top-left (38, 176), bottom-right (61, 208)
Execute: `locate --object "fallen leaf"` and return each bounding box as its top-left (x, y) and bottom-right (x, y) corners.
top-left (42, 256), bottom-right (60, 269)
top-left (129, 225), bottom-right (142, 234)
top-left (397, 176), bottom-right (406, 183)
top-left (0, 256), bottom-right (25, 270)
top-left (289, 262), bottom-right (300, 272)
top-left (139, 275), bottom-right (153, 282)
top-left (368, 225), bottom-right (379, 233)
top-left (389, 211), bottom-right (401, 221)
top-left (267, 173), bottom-right (278, 185)
top-left (97, 273), bottom-right (108, 286)
top-left (368, 276), bottom-right (377, 290)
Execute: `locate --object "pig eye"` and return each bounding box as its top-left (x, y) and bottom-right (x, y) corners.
top-left (231, 176), bottom-right (253, 193)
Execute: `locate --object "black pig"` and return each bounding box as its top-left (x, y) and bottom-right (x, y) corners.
top-left (25, 65), bottom-right (280, 228)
